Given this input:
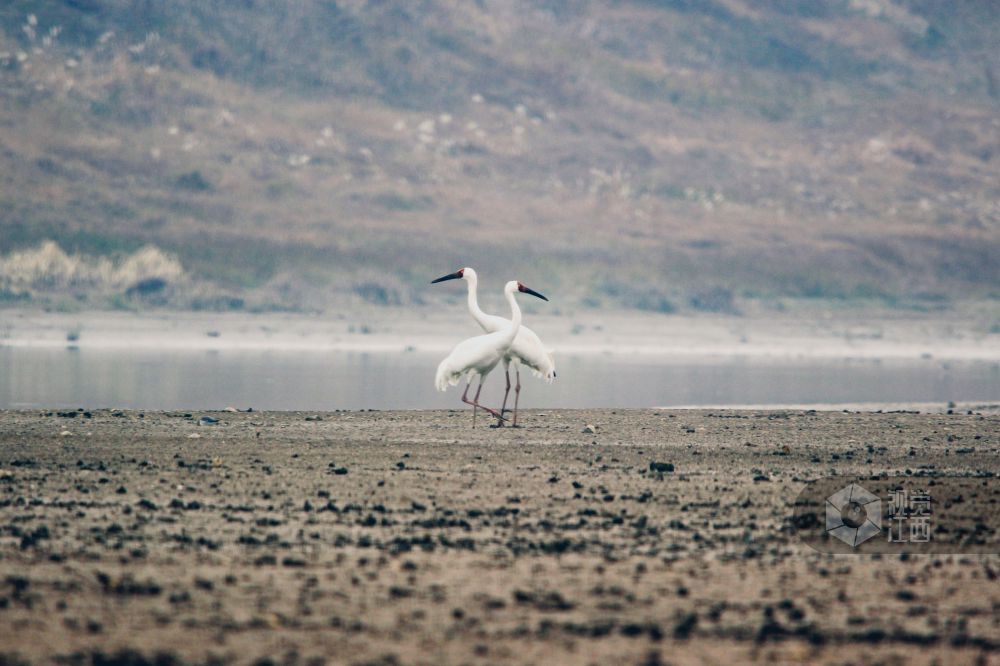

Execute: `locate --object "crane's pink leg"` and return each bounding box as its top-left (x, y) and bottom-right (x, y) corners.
top-left (461, 377), bottom-right (505, 425)
top-left (512, 367), bottom-right (522, 427)
top-left (462, 380), bottom-right (477, 427)
top-left (497, 364), bottom-right (512, 425)
top-left (474, 379), bottom-right (505, 421)
top-left (473, 380), bottom-right (483, 428)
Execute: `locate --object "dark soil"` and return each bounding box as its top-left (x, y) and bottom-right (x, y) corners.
top-left (0, 409), bottom-right (997, 665)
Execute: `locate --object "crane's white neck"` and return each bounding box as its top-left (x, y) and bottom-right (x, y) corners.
top-left (464, 271), bottom-right (491, 328)
top-left (501, 282), bottom-right (522, 348)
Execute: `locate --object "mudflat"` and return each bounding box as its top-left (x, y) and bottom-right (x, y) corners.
top-left (0, 409), bottom-right (997, 665)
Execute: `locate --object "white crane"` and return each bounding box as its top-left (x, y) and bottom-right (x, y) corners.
top-left (435, 280), bottom-right (549, 427)
top-left (432, 267), bottom-right (555, 426)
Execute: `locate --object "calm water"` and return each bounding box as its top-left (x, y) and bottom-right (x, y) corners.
top-left (1, 347), bottom-right (998, 410)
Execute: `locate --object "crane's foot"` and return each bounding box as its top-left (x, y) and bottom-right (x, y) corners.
top-left (498, 409), bottom-right (523, 426)
top-left (472, 404), bottom-right (507, 421)
top-left (462, 398), bottom-right (507, 422)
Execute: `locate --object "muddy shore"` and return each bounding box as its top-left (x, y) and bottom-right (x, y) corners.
top-left (0, 409), bottom-right (998, 665)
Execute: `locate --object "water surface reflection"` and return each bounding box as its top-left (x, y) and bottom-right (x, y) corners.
top-left (2, 347), bottom-right (997, 411)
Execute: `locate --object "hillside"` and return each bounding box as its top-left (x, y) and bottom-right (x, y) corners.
top-left (1, 0), bottom-right (999, 313)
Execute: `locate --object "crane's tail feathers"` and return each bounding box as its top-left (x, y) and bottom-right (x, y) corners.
top-left (544, 350), bottom-right (556, 382)
top-left (529, 367), bottom-right (556, 383)
top-left (435, 361), bottom-right (465, 392)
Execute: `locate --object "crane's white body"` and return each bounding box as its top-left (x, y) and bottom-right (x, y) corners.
top-left (461, 268), bottom-right (555, 382)
top-left (435, 281), bottom-right (524, 392)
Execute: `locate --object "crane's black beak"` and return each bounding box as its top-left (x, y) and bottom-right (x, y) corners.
top-left (431, 270), bottom-right (464, 284)
top-left (518, 285), bottom-right (548, 301)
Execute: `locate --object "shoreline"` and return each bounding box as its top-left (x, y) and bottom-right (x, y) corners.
top-left (5, 402), bottom-right (1000, 415)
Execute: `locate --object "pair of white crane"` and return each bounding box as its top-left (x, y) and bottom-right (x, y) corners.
top-left (433, 268), bottom-right (556, 427)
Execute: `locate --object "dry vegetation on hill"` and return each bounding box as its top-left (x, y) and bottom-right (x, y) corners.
top-left (1, 1), bottom-right (999, 312)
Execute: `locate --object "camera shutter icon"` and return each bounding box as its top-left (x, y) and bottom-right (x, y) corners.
top-left (826, 483), bottom-right (882, 547)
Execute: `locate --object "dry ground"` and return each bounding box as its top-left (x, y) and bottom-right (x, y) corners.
top-left (0, 409), bottom-right (998, 665)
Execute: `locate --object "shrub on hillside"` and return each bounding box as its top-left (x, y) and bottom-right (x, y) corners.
top-left (0, 241), bottom-right (185, 292)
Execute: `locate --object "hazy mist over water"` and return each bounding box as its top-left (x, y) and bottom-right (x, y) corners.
top-left (3, 347), bottom-right (997, 411)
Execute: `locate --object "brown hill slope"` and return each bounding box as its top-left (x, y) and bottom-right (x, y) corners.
top-left (1, 1), bottom-right (998, 311)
